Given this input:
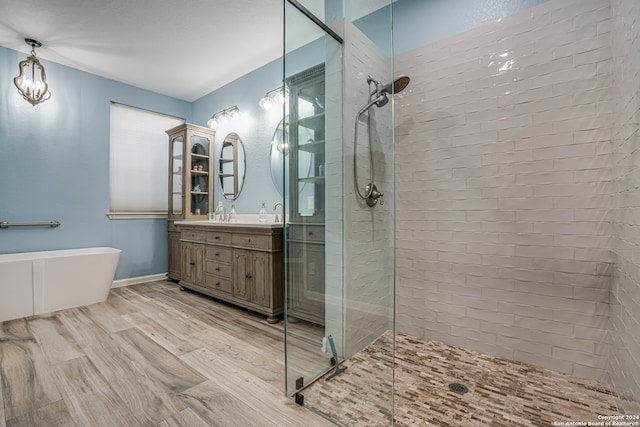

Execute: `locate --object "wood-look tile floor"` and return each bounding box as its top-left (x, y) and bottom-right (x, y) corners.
top-left (302, 332), bottom-right (619, 427)
top-left (0, 280), bottom-right (333, 427)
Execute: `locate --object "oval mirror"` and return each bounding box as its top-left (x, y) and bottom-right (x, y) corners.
top-left (270, 118), bottom-right (287, 195)
top-left (219, 132), bottom-right (245, 199)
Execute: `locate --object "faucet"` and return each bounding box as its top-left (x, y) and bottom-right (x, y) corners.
top-left (215, 202), bottom-right (226, 222)
top-left (273, 202), bottom-right (284, 223)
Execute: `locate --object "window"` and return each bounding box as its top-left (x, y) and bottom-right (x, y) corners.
top-left (108, 103), bottom-right (184, 218)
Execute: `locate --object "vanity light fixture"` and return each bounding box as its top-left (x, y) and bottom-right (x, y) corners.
top-left (13, 38), bottom-right (51, 106)
top-left (206, 105), bottom-right (241, 129)
top-left (258, 86), bottom-right (287, 111)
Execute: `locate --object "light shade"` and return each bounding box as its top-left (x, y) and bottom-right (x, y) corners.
top-left (207, 105), bottom-right (241, 129)
top-left (14, 39), bottom-right (51, 106)
top-left (259, 95), bottom-right (272, 111)
top-left (206, 116), bottom-right (218, 129)
top-left (259, 86), bottom-right (287, 111)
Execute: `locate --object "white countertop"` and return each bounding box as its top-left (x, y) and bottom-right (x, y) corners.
top-left (175, 220), bottom-right (283, 229)
top-left (175, 214), bottom-right (283, 229)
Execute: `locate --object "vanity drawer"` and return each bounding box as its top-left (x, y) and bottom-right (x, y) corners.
top-left (206, 260), bottom-right (232, 278)
top-left (231, 233), bottom-right (271, 250)
top-left (205, 274), bottom-right (233, 293)
top-left (205, 246), bottom-right (233, 263)
top-left (206, 231), bottom-right (231, 244)
top-left (288, 225), bottom-right (324, 243)
top-left (181, 229), bottom-right (206, 242)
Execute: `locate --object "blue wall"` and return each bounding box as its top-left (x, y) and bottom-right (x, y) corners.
top-left (392, 0), bottom-right (550, 54)
top-left (0, 46), bottom-right (192, 280)
top-left (353, 0), bottom-right (550, 55)
top-left (192, 58), bottom-right (284, 215)
top-left (0, 0), bottom-right (553, 282)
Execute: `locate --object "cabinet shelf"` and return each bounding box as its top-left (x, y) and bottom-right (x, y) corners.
top-left (298, 140), bottom-right (325, 154)
top-left (190, 191), bottom-right (209, 195)
top-left (298, 176), bottom-right (325, 184)
top-left (296, 113), bottom-right (325, 131)
top-left (191, 170), bottom-right (209, 175)
top-left (192, 153), bottom-right (209, 160)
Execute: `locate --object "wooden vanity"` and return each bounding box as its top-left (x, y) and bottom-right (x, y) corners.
top-left (175, 221), bottom-right (283, 323)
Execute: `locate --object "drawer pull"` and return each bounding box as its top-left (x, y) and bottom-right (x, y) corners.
top-left (215, 267), bottom-right (220, 271)
top-left (216, 282), bottom-right (220, 286)
top-left (215, 253), bottom-right (220, 256)
top-left (245, 274), bottom-right (252, 279)
top-left (308, 232), bottom-right (313, 235)
top-left (215, 236), bottom-right (220, 240)
top-left (248, 239), bottom-right (251, 243)
top-left (190, 262), bottom-right (195, 266)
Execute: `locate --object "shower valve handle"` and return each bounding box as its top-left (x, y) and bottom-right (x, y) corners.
top-left (365, 183), bottom-right (384, 207)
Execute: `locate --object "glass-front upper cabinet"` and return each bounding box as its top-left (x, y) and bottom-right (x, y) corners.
top-left (288, 64), bottom-right (326, 223)
top-left (167, 123), bottom-right (215, 220)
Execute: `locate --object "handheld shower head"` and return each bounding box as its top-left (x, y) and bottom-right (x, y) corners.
top-left (358, 75), bottom-right (411, 115)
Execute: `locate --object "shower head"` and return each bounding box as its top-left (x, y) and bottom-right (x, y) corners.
top-left (362, 75), bottom-right (412, 112)
top-left (388, 75), bottom-right (411, 94)
top-left (369, 75), bottom-right (411, 96)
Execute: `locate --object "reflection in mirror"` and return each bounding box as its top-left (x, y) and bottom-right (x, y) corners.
top-left (270, 118), bottom-right (288, 195)
top-left (219, 132), bottom-right (246, 199)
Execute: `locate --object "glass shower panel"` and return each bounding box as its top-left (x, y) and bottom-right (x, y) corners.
top-left (284, 1), bottom-right (395, 425)
top-left (284, 0), bottom-right (344, 401)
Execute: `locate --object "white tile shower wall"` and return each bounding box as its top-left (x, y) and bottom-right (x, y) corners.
top-left (342, 20), bottom-right (395, 358)
top-left (610, 0), bottom-right (640, 415)
top-left (395, 0), bottom-right (614, 381)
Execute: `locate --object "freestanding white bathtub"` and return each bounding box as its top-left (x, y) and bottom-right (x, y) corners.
top-left (0, 247), bottom-right (122, 322)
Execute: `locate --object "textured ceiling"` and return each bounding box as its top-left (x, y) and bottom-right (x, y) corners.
top-left (0, 0), bottom-right (390, 102)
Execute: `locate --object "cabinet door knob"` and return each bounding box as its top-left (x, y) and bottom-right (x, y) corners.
top-left (216, 282), bottom-right (220, 286)
top-left (215, 253), bottom-right (219, 256)
top-left (190, 262), bottom-right (195, 266)
top-left (308, 231), bottom-right (313, 235)
top-left (215, 236), bottom-right (220, 240)
top-left (248, 239), bottom-right (251, 243)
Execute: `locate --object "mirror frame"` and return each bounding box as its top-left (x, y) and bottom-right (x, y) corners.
top-left (270, 118), bottom-right (287, 196)
top-left (219, 132), bottom-right (245, 200)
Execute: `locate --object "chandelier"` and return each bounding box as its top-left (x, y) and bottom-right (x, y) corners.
top-left (14, 38), bottom-right (51, 106)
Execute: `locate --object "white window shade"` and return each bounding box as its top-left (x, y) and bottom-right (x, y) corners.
top-left (109, 103), bottom-right (184, 218)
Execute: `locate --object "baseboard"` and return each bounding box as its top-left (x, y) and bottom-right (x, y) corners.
top-left (111, 273), bottom-right (167, 288)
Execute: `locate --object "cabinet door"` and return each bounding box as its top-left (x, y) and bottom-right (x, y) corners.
top-left (250, 251), bottom-right (272, 308)
top-left (288, 64), bottom-right (325, 224)
top-left (233, 249), bottom-right (251, 301)
top-left (168, 231), bottom-right (182, 279)
top-left (169, 134), bottom-right (184, 219)
top-left (182, 242), bottom-right (204, 286)
top-left (182, 242), bottom-right (195, 284)
top-left (287, 242), bottom-right (325, 324)
top-left (193, 244), bottom-right (205, 286)
top-left (188, 133), bottom-right (212, 219)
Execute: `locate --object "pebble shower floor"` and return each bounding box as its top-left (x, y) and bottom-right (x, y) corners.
top-left (301, 332), bottom-right (618, 426)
